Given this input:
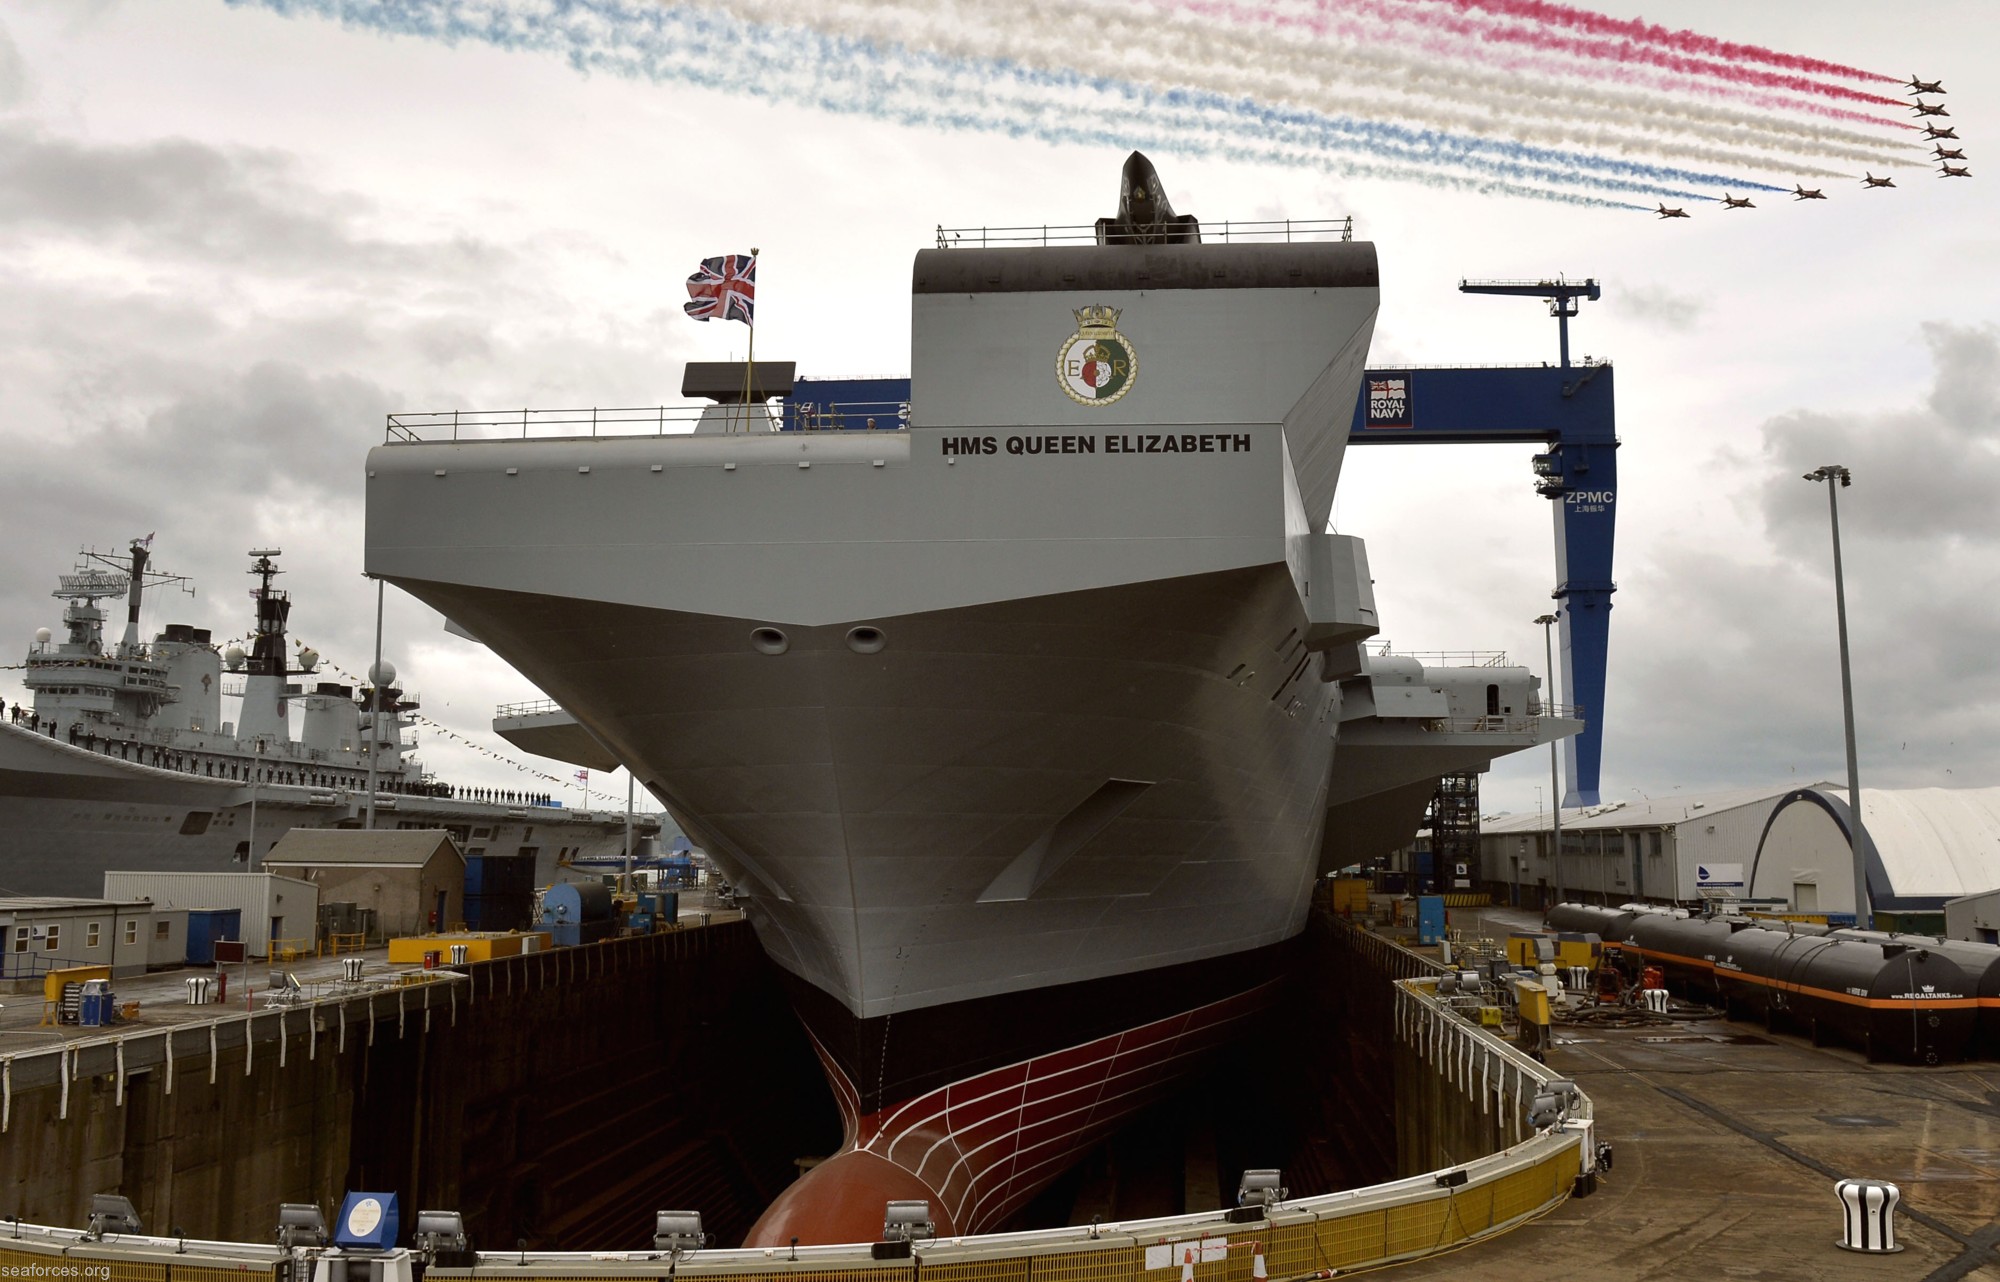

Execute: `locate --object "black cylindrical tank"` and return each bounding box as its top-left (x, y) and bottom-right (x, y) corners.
top-left (1545, 902), bottom-right (1637, 942)
top-left (1618, 914), bottom-right (1756, 998)
top-left (1710, 931), bottom-right (1974, 1064)
top-left (1834, 931), bottom-right (2000, 1059)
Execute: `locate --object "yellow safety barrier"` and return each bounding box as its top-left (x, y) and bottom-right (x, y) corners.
top-left (325, 932), bottom-right (368, 956)
top-left (272, 936), bottom-right (312, 962)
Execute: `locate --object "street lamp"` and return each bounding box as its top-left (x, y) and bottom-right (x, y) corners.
top-left (1535, 613), bottom-right (1564, 907)
top-left (1803, 464), bottom-right (1872, 929)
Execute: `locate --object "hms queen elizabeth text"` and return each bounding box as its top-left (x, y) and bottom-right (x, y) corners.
top-left (941, 433), bottom-right (1253, 457)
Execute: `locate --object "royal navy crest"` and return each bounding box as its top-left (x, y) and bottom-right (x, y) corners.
top-left (1056, 306), bottom-right (1136, 405)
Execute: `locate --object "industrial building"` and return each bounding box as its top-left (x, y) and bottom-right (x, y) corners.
top-left (0, 896), bottom-right (172, 982)
top-left (1477, 784), bottom-right (1807, 909)
top-left (102, 871), bottom-right (320, 959)
top-left (262, 830), bottom-right (465, 940)
top-left (1946, 887), bottom-right (2000, 945)
top-left (1478, 783), bottom-right (2000, 930)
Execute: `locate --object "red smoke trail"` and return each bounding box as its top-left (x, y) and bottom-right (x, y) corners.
top-left (1380, 1), bottom-right (1906, 108)
top-left (1164, 0), bottom-right (1914, 132)
top-left (1424, 0), bottom-right (1897, 83)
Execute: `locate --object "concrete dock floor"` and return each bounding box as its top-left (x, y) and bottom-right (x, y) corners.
top-left (1394, 904), bottom-right (2000, 1281)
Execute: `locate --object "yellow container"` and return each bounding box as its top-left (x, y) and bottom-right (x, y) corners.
top-left (386, 932), bottom-right (553, 964)
top-left (1329, 878), bottom-right (1372, 915)
top-left (1551, 932), bottom-right (1602, 968)
top-left (1506, 932), bottom-right (1553, 967)
top-left (1513, 979), bottom-right (1553, 1027)
top-left (44, 965), bottom-right (112, 1005)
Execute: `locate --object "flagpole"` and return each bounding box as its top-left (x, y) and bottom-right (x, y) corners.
top-left (738, 247), bottom-right (760, 431)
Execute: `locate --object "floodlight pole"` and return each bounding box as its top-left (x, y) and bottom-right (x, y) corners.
top-left (1804, 465), bottom-right (1872, 929)
top-left (1535, 613), bottom-right (1564, 908)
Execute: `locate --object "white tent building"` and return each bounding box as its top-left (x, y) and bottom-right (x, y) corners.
top-left (1751, 786), bottom-right (2000, 927)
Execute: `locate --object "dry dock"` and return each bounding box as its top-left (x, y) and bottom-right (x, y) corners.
top-left (1404, 905), bottom-right (2000, 1282)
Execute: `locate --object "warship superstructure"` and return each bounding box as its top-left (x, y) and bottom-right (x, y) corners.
top-left (363, 156), bottom-right (1576, 1243)
top-left (0, 544), bottom-right (655, 897)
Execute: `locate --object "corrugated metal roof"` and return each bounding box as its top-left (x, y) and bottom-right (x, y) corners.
top-left (263, 829), bottom-right (465, 867)
top-left (103, 871), bottom-right (316, 894)
top-left (1480, 783), bottom-right (1825, 834)
top-left (0, 897), bottom-right (154, 912)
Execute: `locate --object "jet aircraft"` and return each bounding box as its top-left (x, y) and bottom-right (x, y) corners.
top-left (1907, 77), bottom-right (1946, 95)
top-left (1922, 124), bottom-right (1960, 140)
top-left (1940, 164), bottom-right (1972, 178)
top-left (1719, 193), bottom-right (1755, 209)
top-left (1655, 204), bottom-right (1690, 219)
top-left (1912, 101), bottom-right (1950, 117)
top-left (1792, 185), bottom-right (1827, 200)
top-left (1861, 173), bottom-right (1896, 188)
top-left (1933, 146), bottom-right (1966, 160)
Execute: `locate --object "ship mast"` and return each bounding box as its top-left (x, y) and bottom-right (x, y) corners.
top-left (237, 550), bottom-right (292, 748)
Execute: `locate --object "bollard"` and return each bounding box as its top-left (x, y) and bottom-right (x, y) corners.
top-left (450, 944), bottom-right (469, 965)
top-left (1566, 965), bottom-right (1591, 992)
top-left (1834, 1179), bottom-right (1902, 1253)
top-left (185, 976), bottom-right (211, 1006)
top-left (342, 956), bottom-right (364, 982)
top-left (1643, 988), bottom-right (1669, 1014)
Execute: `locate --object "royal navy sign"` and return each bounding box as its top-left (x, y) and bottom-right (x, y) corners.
top-left (1366, 376), bottom-right (1411, 428)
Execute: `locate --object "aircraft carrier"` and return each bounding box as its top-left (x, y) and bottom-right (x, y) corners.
top-left (362, 154), bottom-right (1575, 1243)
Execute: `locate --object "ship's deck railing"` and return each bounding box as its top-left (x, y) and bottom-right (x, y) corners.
top-left (1366, 644), bottom-right (1512, 667)
top-left (387, 404), bottom-right (761, 442)
top-left (494, 698), bottom-right (566, 720)
top-left (934, 217), bottom-right (1354, 247)
top-left (1363, 358), bottom-right (1611, 371)
top-left (1421, 711), bottom-right (1581, 735)
top-left (385, 403), bottom-right (918, 444)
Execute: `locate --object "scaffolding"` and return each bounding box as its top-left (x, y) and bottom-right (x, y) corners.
top-left (1427, 773), bottom-right (1482, 895)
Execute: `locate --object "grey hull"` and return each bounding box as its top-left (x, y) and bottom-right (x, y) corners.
top-left (393, 563), bottom-right (1338, 1019)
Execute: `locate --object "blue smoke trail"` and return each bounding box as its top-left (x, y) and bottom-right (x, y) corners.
top-left (240, 0), bottom-right (1754, 204)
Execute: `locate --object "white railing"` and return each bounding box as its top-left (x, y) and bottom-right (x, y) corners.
top-left (1366, 643), bottom-right (1512, 667)
top-left (385, 403), bottom-right (917, 444)
top-left (935, 217), bottom-right (1353, 247)
top-left (493, 698), bottom-right (565, 720)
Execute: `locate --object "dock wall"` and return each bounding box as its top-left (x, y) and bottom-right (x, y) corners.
top-left (0, 923), bottom-right (836, 1248)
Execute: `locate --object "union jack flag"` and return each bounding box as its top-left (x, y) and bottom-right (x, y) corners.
top-left (684, 253), bottom-right (755, 325)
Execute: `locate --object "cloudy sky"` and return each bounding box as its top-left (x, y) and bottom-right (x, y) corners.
top-left (1, 0), bottom-right (1995, 819)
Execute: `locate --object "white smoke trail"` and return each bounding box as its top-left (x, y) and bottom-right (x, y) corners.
top-left (720, 0), bottom-right (1918, 172)
top-left (249, 0), bottom-right (1657, 206)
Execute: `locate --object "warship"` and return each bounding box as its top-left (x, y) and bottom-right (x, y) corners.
top-left (364, 154), bottom-right (1576, 1242)
top-left (0, 543), bottom-right (656, 898)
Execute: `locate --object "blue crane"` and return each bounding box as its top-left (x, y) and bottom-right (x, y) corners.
top-left (1350, 277), bottom-right (1616, 806)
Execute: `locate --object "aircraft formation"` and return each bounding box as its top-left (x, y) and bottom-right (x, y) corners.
top-left (1912, 78), bottom-right (1974, 181)
top-left (1672, 75), bottom-right (1970, 217)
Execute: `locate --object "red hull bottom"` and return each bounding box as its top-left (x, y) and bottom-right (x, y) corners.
top-left (745, 980), bottom-right (1280, 1245)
